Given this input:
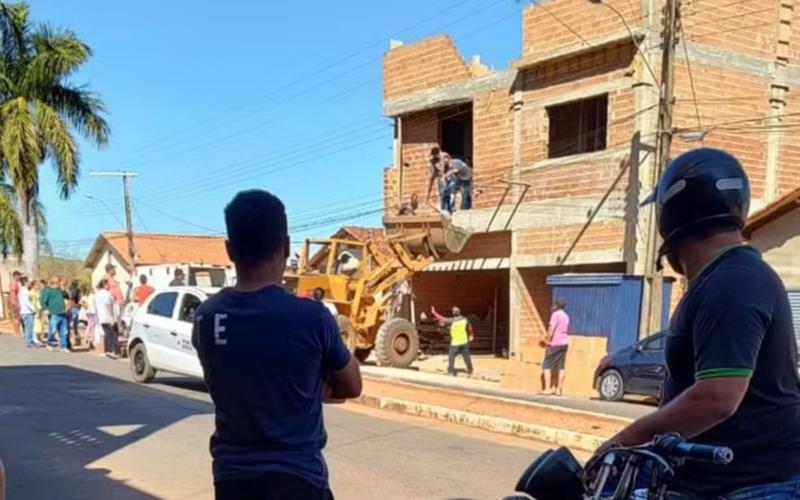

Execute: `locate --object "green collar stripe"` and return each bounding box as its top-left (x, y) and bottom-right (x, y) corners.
top-left (688, 244), bottom-right (749, 286)
top-left (695, 367), bottom-right (753, 380)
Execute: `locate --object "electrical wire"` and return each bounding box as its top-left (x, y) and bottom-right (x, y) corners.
top-left (678, 23), bottom-right (702, 129)
top-left (111, 0), bottom-right (509, 166)
top-left (132, 203), bottom-right (168, 262)
top-left (135, 198), bottom-right (225, 234)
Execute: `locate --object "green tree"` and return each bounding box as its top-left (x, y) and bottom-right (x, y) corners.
top-left (0, 179), bottom-right (44, 257)
top-left (0, 2), bottom-right (109, 275)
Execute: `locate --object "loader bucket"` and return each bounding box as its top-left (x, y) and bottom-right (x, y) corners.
top-left (383, 213), bottom-right (473, 258)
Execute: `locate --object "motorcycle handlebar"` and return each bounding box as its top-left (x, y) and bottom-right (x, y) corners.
top-left (653, 433), bottom-right (734, 465)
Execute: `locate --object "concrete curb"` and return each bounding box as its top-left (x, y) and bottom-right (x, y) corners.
top-left (362, 373), bottom-right (634, 424)
top-left (353, 394), bottom-right (607, 453)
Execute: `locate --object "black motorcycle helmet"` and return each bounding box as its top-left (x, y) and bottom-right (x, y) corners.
top-left (642, 147), bottom-right (750, 259)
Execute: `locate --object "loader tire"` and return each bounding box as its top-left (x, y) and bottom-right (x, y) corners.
top-left (374, 318), bottom-right (419, 368)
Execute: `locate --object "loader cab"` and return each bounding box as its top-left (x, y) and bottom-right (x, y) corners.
top-left (296, 238), bottom-right (371, 310)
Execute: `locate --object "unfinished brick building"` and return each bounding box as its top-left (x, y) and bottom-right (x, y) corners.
top-left (381, 0), bottom-right (800, 362)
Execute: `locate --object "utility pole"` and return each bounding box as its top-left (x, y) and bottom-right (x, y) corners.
top-left (639, 0), bottom-right (680, 336)
top-left (89, 171), bottom-right (139, 267)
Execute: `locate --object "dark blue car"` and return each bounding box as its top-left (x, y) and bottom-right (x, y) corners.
top-left (593, 331), bottom-right (666, 401)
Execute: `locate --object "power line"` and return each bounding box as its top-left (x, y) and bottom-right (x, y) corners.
top-left (678, 23), bottom-right (702, 129)
top-left (111, 0), bottom-right (506, 166)
top-left (135, 198), bottom-right (224, 234)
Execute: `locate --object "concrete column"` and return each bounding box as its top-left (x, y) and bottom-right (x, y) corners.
top-left (765, 0), bottom-right (793, 203)
top-left (634, 0), bottom-right (665, 339)
top-left (509, 74), bottom-right (524, 358)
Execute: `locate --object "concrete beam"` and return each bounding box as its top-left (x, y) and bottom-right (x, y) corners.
top-left (513, 250), bottom-right (624, 268)
top-left (519, 147), bottom-right (628, 173)
top-left (524, 78), bottom-right (633, 110)
top-left (680, 41), bottom-right (775, 79)
top-left (451, 193), bottom-right (627, 233)
top-left (514, 29), bottom-right (644, 70)
top-left (382, 70), bottom-right (515, 117)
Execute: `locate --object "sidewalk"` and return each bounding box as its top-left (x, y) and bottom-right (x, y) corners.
top-left (360, 365), bottom-right (654, 420)
top-left (355, 365), bottom-right (654, 451)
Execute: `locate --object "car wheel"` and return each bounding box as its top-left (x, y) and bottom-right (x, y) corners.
top-left (130, 343), bottom-right (156, 383)
top-left (598, 369), bottom-right (624, 401)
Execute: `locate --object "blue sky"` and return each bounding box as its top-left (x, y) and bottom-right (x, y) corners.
top-left (31, 0), bottom-right (523, 258)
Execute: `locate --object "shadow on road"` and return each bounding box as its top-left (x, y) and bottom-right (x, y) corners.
top-left (157, 376), bottom-right (209, 393)
top-left (0, 365), bottom-right (214, 500)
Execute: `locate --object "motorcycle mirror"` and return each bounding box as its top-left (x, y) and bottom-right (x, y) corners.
top-left (515, 447), bottom-right (584, 500)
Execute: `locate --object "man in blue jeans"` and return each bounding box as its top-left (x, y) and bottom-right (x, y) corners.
top-left (18, 276), bottom-right (37, 347)
top-left (595, 149), bottom-right (800, 498)
top-left (41, 276), bottom-right (69, 353)
top-left (193, 190), bottom-right (362, 500)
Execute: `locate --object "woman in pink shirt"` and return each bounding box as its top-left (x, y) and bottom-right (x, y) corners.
top-left (542, 298), bottom-right (570, 396)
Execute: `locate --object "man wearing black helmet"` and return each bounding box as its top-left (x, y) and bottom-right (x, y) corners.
top-left (595, 148), bottom-right (800, 498)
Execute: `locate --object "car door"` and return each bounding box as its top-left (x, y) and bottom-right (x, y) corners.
top-left (628, 333), bottom-right (666, 397)
top-left (137, 291), bottom-right (180, 372)
top-left (173, 291), bottom-right (204, 378)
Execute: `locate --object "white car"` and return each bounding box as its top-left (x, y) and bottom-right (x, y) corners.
top-left (128, 286), bottom-right (218, 383)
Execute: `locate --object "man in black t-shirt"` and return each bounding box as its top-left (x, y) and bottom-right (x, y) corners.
top-left (595, 148), bottom-right (800, 498)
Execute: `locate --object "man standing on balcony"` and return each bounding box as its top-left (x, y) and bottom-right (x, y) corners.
top-left (426, 147), bottom-right (453, 214)
top-left (442, 152), bottom-right (473, 211)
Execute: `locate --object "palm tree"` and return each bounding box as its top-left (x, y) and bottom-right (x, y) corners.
top-left (0, 180), bottom-right (44, 257)
top-left (0, 2), bottom-right (109, 275)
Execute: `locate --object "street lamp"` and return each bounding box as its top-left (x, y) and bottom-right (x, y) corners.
top-left (85, 194), bottom-right (125, 227)
top-left (677, 130), bottom-right (709, 143)
top-left (585, 0), bottom-right (659, 84)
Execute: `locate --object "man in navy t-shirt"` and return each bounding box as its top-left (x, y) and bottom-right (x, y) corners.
top-left (193, 190), bottom-right (362, 500)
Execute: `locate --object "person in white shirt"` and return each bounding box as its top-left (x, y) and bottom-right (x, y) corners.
top-left (312, 287), bottom-right (338, 317)
top-left (18, 276), bottom-right (38, 347)
top-left (94, 279), bottom-right (118, 359)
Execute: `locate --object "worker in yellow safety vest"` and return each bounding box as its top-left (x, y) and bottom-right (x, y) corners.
top-left (431, 305), bottom-right (474, 377)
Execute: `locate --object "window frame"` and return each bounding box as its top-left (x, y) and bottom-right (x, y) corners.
top-left (147, 292), bottom-right (179, 319)
top-left (546, 94), bottom-right (609, 159)
top-left (641, 334), bottom-right (665, 351)
top-left (178, 293), bottom-right (202, 324)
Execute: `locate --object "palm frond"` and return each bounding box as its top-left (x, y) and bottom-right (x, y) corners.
top-left (0, 97), bottom-right (41, 192)
top-left (41, 84), bottom-right (109, 147)
top-left (0, 181), bottom-right (24, 257)
top-left (36, 101), bottom-right (77, 198)
top-left (0, 2), bottom-right (31, 69)
top-left (25, 24), bottom-right (90, 89)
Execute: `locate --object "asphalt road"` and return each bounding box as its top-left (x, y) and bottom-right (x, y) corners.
top-left (0, 334), bottom-right (544, 500)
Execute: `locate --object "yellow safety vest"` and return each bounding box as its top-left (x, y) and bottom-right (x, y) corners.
top-left (450, 317), bottom-right (469, 346)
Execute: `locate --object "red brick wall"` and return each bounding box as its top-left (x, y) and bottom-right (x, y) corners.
top-left (383, 167), bottom-right (398, 213)
top-left (439, 232), bottom-right (512, 261)
top-left (518, 155), bottom-right (629, 203)
top-left (413, 270), bottom-right (510, 353)
top-left (398, 109), bottom-right (440, 213)
top-left (383, 35), bottom-right (471, 100)
top-left (520, 45), bottom-right (635, 165)
top-left (517, 220), bottom-right (625, 257)
top-left (414, 270), bottom-right (508, 321)
top-left (518, 268), bottom-right (552, 342)
top-left (682, 0), bottom-right (779, 61)
top-left (670, 62), bottom-right (771, 199)
top-left (522, 0), bottom-right (641, 56)
top-left (473, 89), bottom-right (514, 209)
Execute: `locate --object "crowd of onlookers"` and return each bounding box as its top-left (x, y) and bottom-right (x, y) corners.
top-left (7, 263), bottom-right (157, 359)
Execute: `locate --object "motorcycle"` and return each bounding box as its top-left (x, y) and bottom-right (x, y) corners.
top-left (506, 433), bottom-right (733, 500)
